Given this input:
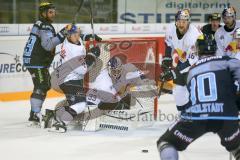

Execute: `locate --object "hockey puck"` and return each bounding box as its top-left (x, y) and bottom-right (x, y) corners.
top-left (142, 149), bottom-right (148, 153)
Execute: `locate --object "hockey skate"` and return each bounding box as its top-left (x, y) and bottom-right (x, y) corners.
top-left (48, 121), bottom-right (67, 133)
top-left (42, 109), bottom-right (55, 128)
top-left (42, 109), bottom-right (67, 133)
top-left (28, 111), bottom-right (42, 128)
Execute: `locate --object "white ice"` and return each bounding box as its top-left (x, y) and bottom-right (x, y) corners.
top-left (0, 95), bottom-right (230, 160)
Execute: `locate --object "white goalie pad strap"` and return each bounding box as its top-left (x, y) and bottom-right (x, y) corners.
top-left (172, 85), bottom-right (189, 106)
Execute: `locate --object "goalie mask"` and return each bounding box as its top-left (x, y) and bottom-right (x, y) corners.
top-left (107, 57), bottom-right (123, 80)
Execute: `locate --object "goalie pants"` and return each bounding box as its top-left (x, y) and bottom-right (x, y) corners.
top-left (157, 119), bottom-right (240, 152)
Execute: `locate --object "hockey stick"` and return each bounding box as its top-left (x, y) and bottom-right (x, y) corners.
top-left (72, 0), bottom-right (85, 24)
top-left (85, 0), bottom-right (96, 47)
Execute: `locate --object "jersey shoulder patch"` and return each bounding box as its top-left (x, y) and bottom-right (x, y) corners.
top-left (33, 20), bottom-right (43, 28)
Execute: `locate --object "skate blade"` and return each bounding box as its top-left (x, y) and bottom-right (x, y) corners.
top-left (48, 127), bottom-right (66, 133)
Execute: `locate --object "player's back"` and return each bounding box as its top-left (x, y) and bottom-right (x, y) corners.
top-left (184, 55), bottom-right (240, 120)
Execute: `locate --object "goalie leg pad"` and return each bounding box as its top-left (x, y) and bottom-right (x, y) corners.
top-left (56, 106), bottom-right (78, 124)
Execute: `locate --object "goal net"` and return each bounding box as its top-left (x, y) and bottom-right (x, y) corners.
top-left (83, 38), bottom-right (160, 131)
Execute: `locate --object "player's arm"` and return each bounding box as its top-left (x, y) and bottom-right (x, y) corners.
top-left (162, 33), bottom-right (173, 67)
top-left (38, 24), bottom-right (67, 52)
top-left (215, 30), bottom-right (225, 56)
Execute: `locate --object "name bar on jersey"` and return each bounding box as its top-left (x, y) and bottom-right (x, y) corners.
top-left (185, 102), bottom-right (224, 114)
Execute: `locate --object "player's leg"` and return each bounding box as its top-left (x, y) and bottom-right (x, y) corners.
top-left (52, 80), bottom-right (86, 132)
top-left (157, 119), bottom-right (206, 160)
top-left (28, 68), bottom-right (51, 124)
top-left (217, 120), bottom-right (240, 160)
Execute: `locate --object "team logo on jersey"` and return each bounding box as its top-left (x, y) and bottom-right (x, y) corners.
top-left (220, 35), bottom-right (224, 40)
top-left (173, 48), bottom-right (187, 63)
top-left (225, 41), bottom-right (240, 53)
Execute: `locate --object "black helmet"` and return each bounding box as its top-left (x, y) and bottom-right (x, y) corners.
top-left (196, 34), bottom-right (217, 56)
top-left (39, 2), bottom-right (55, 14)
top-left (209, 13), bottom-right (221, 21)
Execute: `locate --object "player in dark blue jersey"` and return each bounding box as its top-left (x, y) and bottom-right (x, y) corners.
top-left (157, 34), bottom-right (240, 160)
top-left (23, 2), bottom-right (68, 126)
top-left (23, 2), bottom-right (102, 126)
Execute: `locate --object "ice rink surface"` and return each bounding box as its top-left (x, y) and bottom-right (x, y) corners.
top-left (0, 95), bottom-right (230, 160)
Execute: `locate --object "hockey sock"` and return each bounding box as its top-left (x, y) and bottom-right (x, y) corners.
top-left (30, 98), bottom-right (44, 113)
top-left (159, 142), bottom-right (178, 160)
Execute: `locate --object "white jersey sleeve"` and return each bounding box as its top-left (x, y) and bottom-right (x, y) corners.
top-left (165, 24), bottom-right (175, 48)
top-left (215, 28), bottom-right (227, 56)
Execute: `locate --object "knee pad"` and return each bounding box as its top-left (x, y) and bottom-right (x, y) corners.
top-left (231, 145), bottom-right (240, 160)
top-left (31, 89), bottom-right (47, 100)
top-left (157, 141), bottom-right (179, 160)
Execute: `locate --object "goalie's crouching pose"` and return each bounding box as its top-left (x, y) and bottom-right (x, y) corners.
top-left (43, 24), bottom-right (101, 132)
top-left (86, 56), bottom-right (157, 111)
top-left (45, 56), bottom-right (157, 132)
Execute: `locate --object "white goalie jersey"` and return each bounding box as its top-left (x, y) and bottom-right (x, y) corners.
top-left (215, 21), bottom-right (240, 60)
top-left (86, 63), bottom-right (156, 105)
top-left (165, 23), bottom-right (202, 67)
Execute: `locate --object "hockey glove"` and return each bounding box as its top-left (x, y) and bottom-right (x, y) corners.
top-left (83, 34), bottom-right (102, 41)
top-left (57, 27), bottom-right (68, 43)
top-left (89, 46), bottom-right (101, 58)
top-left (160, 65), bottom-right (176, 82)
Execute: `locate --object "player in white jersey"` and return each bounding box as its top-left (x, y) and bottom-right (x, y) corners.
top-left (215, 6), bottom-right (240, 59)
top-left (43, 24), bottom-right (101, 132)
top-left (161, 9), bottom-right (202, 109)
top-left (87, 56), bottom-right (157, 109)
